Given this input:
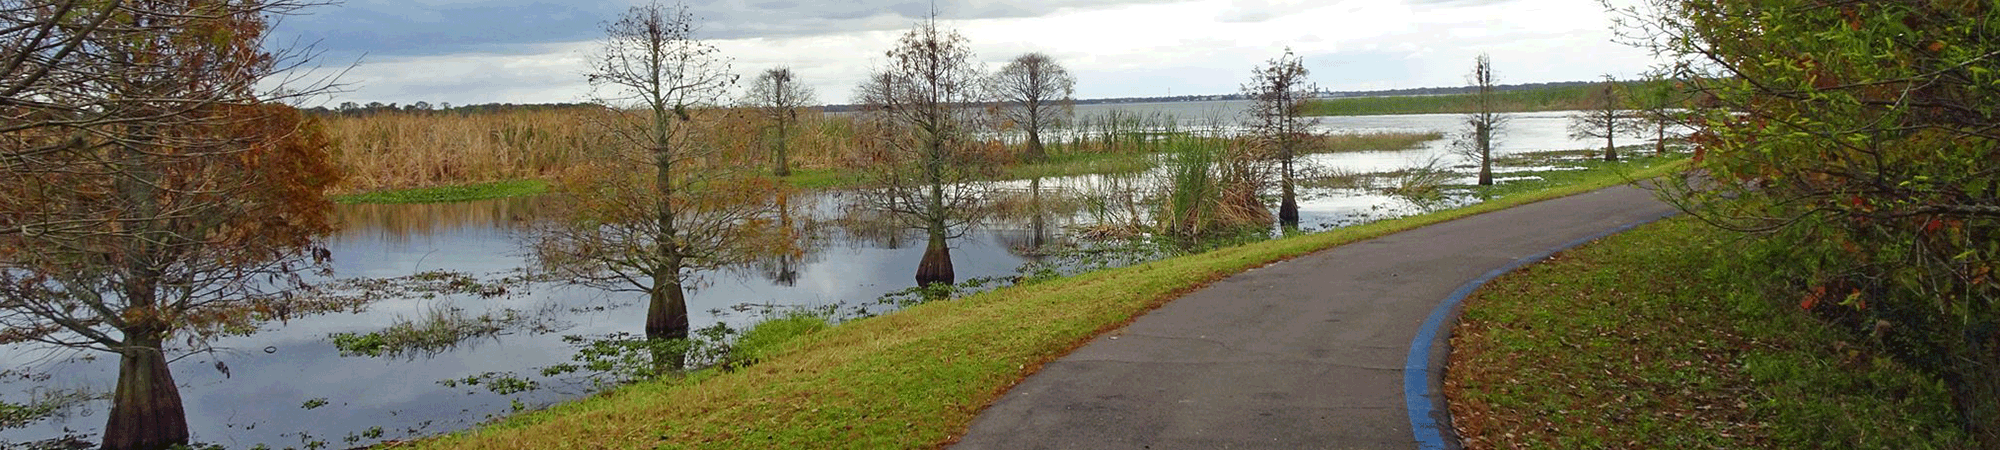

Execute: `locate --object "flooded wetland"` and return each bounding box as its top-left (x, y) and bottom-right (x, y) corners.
top-left (1, 104), bottom-right (1678, 449)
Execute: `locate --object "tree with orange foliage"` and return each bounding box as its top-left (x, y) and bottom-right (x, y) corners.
top-left (0, 2), bottom-right (342, 448)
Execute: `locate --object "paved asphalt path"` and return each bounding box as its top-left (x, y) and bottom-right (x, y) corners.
top-left (952, 185), bottom-right (1678, 450)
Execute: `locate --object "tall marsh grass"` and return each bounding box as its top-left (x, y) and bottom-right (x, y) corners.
top-left (1154, 136), bottom-right (1272, 239)
top-left (1042, 110), bottom-right (1199, 158)
top-left (323, 109), bottom-right (612, 193)
top-left (1158, 139), bottom-right (1220, 237)
top-left (321, 109), bottom-right (860, 194)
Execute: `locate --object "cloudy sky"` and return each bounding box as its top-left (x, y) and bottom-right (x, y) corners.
top-left (272, 0), bottom-right (1662, 107)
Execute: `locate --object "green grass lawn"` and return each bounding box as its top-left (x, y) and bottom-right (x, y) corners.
top-left (332, 179), bottom-right (549, 204)
top-left (1466, 149), bottom-right (1688, 199)
top-left (780, 168), bottom-right (871, 190)
top-left (403, 160), bottom-right (1687, 450)
top-left (1447, 217), bottom-right (1969, 449)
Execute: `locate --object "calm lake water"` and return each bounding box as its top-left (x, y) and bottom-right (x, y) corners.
top-left (0, 103), bottom-right (1651, 448)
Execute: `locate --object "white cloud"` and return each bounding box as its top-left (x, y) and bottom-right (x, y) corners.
top-left (301, 0), bottom-right (1662, 106)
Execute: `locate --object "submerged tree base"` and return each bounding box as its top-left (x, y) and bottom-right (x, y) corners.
top-left (916, 240), bottom-right (956, 287)
top-left (102, 346), bottom-right (189, 450)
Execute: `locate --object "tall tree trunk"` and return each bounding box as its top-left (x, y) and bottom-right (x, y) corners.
top-left (1654, 121), bottom-right (1667, 155)
top-left (102, 101), bottom-right (186, 450)
top-left (101, 337), bottom-right (188, 450)
top-left (1278, 158), bottom-right (1298, 228)
top-left (774, 112), bottom-right (792, 177)
top-left (1024, 127), bottom-right (1045, 163)
top-left (1474, 55), bottom-right (1496, 187)
top-left (648, 125), bottom-right (688, 369)
top-left (1476, 122), bottom-right (1494, 186)
top-left (916, 136), bottom-right (954, 287)
top-left (1604, 133), bottom-right (1618, 162)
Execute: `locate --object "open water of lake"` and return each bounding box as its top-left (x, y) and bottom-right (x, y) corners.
top-left (0, 104), bottom-right (1659, 449)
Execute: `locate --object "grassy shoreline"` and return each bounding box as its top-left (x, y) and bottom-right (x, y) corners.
top-left (1304, 86), bottom-right (1594, 117)
top-left (1447, 217), bottom-right (1967, 449)
top-left (401, 159), bottom-right (1687, 449)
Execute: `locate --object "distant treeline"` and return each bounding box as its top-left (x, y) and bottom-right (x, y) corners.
top-left (1318, 80), bottom-right (1599, 99)
top-left (821, 81), bottom-right (1607, 112)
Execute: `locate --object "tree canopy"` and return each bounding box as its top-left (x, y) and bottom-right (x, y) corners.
top-left (1, 1), bottom-right (344, 448)
top-left (1619, 0), bottom-right (2000, 444)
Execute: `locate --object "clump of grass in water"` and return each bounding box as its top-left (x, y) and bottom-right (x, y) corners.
top-left (1301, 167), bottom-right (1367, 190)
top-left (1074, 173), bottom-right (1149, 239)
top-left (1382, 155), bottom-right (1457, 201)
top-left (329, 304), bottom-right (526, 358)
top-left (1, 388), bottom-right (100, 430)
top-left (1158, 137), bottom-right (1222, 238)
top-left (1007, 109), bottom-right (1192, 181)
top-left (433, 310), bottom-right (837, 398)
top-left (1313, 131), bottom-right (1445, 154)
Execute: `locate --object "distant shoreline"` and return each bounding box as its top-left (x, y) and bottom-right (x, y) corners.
top-left (303, 80), bottom-right (1600, 116)
top-left (816, 80), bottom-right (1596, 112)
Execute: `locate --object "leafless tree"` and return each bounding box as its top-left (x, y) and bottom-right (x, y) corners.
top-left (1568, 74), bottom-right (1640, 161)
top-left (1242, 48), bottom-right (1318, 228)
top-left (1454, 53), bottom-right (1506, 186)
top-left (851, 16), bottom-right (994, 287)
top-left (0, 1), bottom-right (344, 449)
top-left (742, 66), bottom-right (816, 176)
top-left (534, 1), bottom-right (788, 369)
top-left (1628, 70), bottom-right (1691, 155)
top-left (991, 52), bottom-right (1075, 163)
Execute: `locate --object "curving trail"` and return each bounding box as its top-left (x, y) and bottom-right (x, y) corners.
top-left (951, 185), bottom-right (1677, 450)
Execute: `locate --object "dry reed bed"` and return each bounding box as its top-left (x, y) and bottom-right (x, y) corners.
top-left (321, 109), bottom-right (862, 194)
